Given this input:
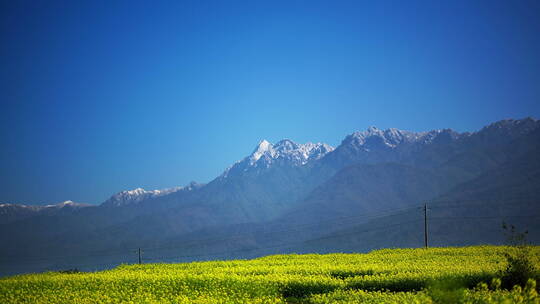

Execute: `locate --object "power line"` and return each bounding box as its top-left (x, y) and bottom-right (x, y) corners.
top-left (428, 196), bottom-right (540, 208)
top-left (431, 215), bottom-right (540, 220)
top-left (2, 201), bottom-right (539, 269)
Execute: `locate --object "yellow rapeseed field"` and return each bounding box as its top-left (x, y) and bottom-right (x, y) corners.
top-left (1, 246), bottom-right (539, 303)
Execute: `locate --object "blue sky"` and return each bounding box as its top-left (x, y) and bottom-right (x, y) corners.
top-left (1, 0), bottom-right (539, 204)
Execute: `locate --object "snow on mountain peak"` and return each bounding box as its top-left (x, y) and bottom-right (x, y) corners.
top-left (251, 139), bottom-right (334, 166)
top-left (46, 200), bottom-right (75, 207)
top-left (43, 200), bottom-right (91, 208)
top-left (342, 126), bottom-right (462, 151)
top-left (104, 186), bottom-right (181, 207)
top-left (0, 200), bottom-right (91, 211)
top-left (250, 139), bottom-right (276, 163)
top-left (220, 139), bottom-right (334, 178)
top-left (256, 139), bottom-right (272, 151)
top-left (102, 183), bottom-right (201, 207)
top-left (274, 139), bottom-right (298, 150)
top-left (366, 126), bottom-right (380, 133)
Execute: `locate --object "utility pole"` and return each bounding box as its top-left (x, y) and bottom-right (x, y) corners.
top-left (138, 248), bottom-right (142, 264)
top-left (424, 203), bottom-right (428, 248)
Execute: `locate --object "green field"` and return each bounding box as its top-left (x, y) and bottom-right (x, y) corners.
top-left (1, 246), bottom-right (539, 303)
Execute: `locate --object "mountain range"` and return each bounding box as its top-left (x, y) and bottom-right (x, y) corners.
top-left (1, 117), bottom-right (540, 276)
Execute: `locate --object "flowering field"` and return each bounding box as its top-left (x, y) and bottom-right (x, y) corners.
top-left (1, 246), bottom-right (539, 303)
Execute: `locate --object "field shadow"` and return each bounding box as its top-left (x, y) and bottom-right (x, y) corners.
top-left (280, 272), bottom-right (495, 302)
top-left (344, 273), bottom-right (494, 292)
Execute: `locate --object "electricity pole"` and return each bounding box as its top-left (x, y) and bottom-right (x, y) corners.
top-left (138, 248), bottom-right (142, 264)
top-left (424, 203), bottom-right (428, 248)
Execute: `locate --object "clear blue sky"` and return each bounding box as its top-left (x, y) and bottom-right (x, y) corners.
top-left (1, 0), bottom-right (539, 204)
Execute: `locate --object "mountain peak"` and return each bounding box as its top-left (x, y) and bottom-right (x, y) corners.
top-left (274, 139), bottom-right (301, 153)
top-left (250, 140), bottom-right (276, 163)
top-left (366, 126), bottom-right (380, 133)
top-left (275, 138), bottom-right (296, 146)
top-left (344, 126), bottom-right (442, 150)
top-left (250, 139), bottom-right (333, 166)
top-left (1, 200), bottom-right (93, 210)
top-left (255, 139), bottom-right (272, 151)
top-left (221, 139), bottom-right (334, 178)
top-left (52, 200), bottom-right (75, 207)
top-left (45, 200), bottom-right (92, 208)
top-left (103, 186), bottom-right (184, 207)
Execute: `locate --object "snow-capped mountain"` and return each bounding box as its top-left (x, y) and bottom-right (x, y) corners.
top-left (42, 200), bottom-right (92, 209)
top-left (249, 139), bottom-right (334, 166)
top-left (0, 200), bottom-right (91, 210)
top-left (221, 139), bottom-right (334, 178)
top-left (321, 125), bottom-right (465, 170)
top-left (102, 187), bottom-right (180, 207)
top-left (102, 182), bottom-right (203, 207)
top-left (0, 203), bottom-right (43, 213)
top-left (0, 200), bottom-right (92, 225)
top-left (2, 117), bottom-right (540, 276)
top-left (341, 126), bottom-right (460, 150)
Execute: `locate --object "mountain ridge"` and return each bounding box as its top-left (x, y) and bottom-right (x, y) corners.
top-left (4, 117), bottom-right (537, 209)
top-left (1, 117), bottom-right (539, 276)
